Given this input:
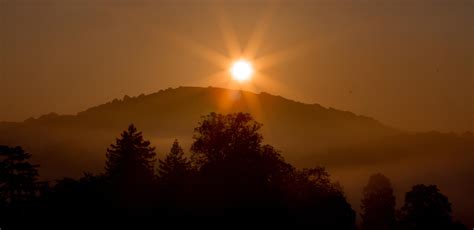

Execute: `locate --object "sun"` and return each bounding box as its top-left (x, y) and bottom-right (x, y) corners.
top-left (230, 59), bottom-right (254, 82)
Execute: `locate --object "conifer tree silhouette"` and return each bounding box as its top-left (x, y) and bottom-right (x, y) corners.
top-left (158, 139), bottom-right (191, 181)
top-left (0, 146), bottom-right (44, 228)
top-left (0, 146), bottom-right (40, 205)
top-left (105, 124), bottom-right (156, 184)
top-left (104, 124), bottom-right (157, 215)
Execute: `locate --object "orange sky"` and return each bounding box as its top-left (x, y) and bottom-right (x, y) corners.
top-left (1, 0), bottom-right (473, 132)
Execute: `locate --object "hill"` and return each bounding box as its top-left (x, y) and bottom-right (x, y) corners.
top-left (0, 86), bottom-right (397, 177)
top-left (0, 86), bottom-right (472, 225)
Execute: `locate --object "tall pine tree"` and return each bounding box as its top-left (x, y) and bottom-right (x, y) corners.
top-left (0, 146), bottom-right (40, 205)
top-left (105, 124), bottom-right (156, 185)
top-left (158, 139), bottom-right (191, 182)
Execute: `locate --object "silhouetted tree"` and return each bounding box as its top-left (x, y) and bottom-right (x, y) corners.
top-left (158, 139), bottom-right (191, 181)
top-left (288, 167), bottom-right (356, 228)
top-left (105, 124), bottom-right (156, 184)
top-left (0, 146), bottom-right (46, 228)
top-left (399, 184), bottom-right (461, 230)
top-left (191, 112), bottom-right (263, 166)
top-left (104, 124), bottom-right (157, 215)
top-left (361, 173), bottom-right (396, 230)
top-left (190, 113), bottom-right (292, 221)
top-left (0, 146), bottom-right (40, 205)
top-left (191, 113), bottom-right (292, 181)
top-left (156, 140), bottom-right (193, 217)
top-left (191, 112), bottom-right (294, 184)
top-left (188, 112), bottom-right (357, 227)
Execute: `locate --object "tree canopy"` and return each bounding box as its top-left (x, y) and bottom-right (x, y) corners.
top-left (0, 113), bottom-right (468, 229)
top-left (361, 173), bottom-right (396, 230)
top-left (399, 184), bottom-right (456, 230)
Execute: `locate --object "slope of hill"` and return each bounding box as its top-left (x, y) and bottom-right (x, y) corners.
top-left (0, 86), bottom-right (397, 178)
top-left (0, 86), bottom-right (472, 225)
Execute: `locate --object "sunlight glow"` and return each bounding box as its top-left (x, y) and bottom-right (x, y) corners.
top-left (169, 3), bottom-right (310, 101)
top-left (230, 60), bottom-right (254, 82)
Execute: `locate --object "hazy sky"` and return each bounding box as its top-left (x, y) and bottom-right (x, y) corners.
top-left (1, 0), bottom-right (473, 132)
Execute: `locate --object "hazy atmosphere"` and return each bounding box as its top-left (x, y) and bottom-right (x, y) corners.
top-left (1, 0), bottom-right (472, 132)
top-left (1, 0), bottom-right (473, 229)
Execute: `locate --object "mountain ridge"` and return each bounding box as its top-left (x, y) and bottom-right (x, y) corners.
top-left (0, 86), bottom-right (472, 225)
top-left (17, 86), bottom-right (387, 129)
top-left (0, 86), bottom-right (396, 174)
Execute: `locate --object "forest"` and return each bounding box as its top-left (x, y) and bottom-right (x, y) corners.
top-left (0, 112), bottom-right (468, 229)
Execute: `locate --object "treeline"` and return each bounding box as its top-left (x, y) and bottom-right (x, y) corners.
top-left (0, 113), bottom-right (467, 229)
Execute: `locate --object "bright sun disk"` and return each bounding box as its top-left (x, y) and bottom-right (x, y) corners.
top-left (230, 60), bottom-right (254, 82)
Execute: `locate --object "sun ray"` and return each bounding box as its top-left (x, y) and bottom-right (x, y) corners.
top-left (242, 3), bottom-right (277, 59)
top-left (167, 32), bottom-right (231, 69)
top-left (196, 70), bottom-right (231, 87)
top-left (215, 7), bottom-right (242, 59)
top-left (253, 40), bottom-right (317, 71)
top-left (160, 0), bottom-right (321, 121)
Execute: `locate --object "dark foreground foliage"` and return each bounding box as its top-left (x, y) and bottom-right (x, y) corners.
top-left (0, 113), bottom-right (467, 229)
